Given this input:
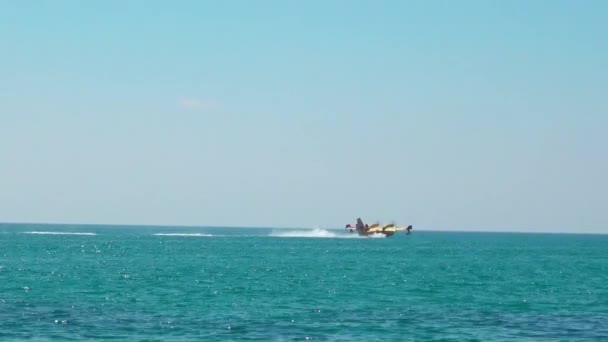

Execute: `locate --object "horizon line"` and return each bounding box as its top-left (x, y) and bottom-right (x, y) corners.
top-left (0, 220), bottom-right (605, 236)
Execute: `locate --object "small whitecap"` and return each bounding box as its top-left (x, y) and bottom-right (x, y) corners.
top-left (153, 233), bottom-right (213, 237)
top-left (23, 232), bottom-right (96, 236)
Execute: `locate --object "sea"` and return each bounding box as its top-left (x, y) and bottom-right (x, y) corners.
top-left (0, 223), bottom-right (606, 341)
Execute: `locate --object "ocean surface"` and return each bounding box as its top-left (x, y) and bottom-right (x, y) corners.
top-left (0, 223), bottom-right (607, 341)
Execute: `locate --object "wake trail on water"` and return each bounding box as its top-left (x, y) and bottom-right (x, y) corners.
top-left (269, 228), bottom-right (382, 239)
top-left (367, 233), bottom-right (388, 238)
top-left (23, 231), bottom-right (97, 236)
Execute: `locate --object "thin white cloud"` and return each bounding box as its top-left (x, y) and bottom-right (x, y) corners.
top-left (177, 98), bottom-right (218, 111)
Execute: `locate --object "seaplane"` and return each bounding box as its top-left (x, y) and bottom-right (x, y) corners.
top-left (345, 218), bottom-right (412, 237)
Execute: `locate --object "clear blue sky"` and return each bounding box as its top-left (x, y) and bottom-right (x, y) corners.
top-left (1, 0), bottom-right (606, 232)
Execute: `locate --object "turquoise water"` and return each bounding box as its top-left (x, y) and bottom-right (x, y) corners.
top-left (1, 223), bottom-right (607, 341)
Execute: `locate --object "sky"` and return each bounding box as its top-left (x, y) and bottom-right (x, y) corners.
top-left (1, 0), bottom-right (607, 232)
